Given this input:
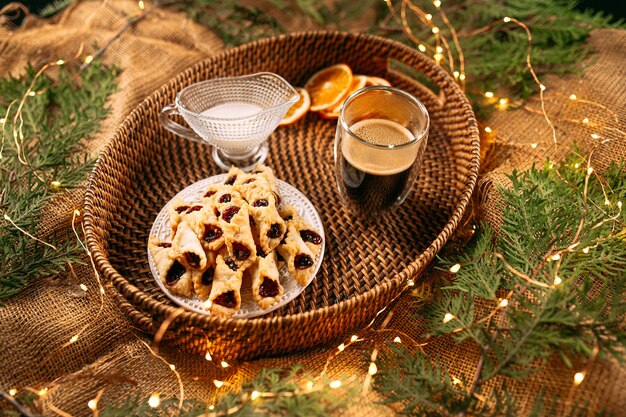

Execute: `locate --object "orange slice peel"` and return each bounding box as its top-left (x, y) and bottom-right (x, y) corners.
top-left (304, 64), bottom-right (353, 111)
top-left (279, 87), bottom-right (310, 126)
top-left (318, 75), bottom-right (368, 120)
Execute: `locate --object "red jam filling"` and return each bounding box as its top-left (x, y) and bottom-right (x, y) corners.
top-left (166, 260), bottom-right (185, 285)
top-left (222, 206), bottom-right (240, 223)
top-left (259, 277), bottom-right (280, 297)
top-left (213, 290), bottom-right (237, 308)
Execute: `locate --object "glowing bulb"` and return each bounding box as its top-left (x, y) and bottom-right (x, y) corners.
top-left (69, 335), bottom-right (78, 343)
top-left (503, 16), bottom-right (511, 22)
top-left (449, 263), bottom-right (461, 273)
top-left (425, 13), bottom-right (432, 20)
top-left (582, 247), bottom-right (589, 254)
top-left (80, 284), bottom-right (88, 291)
top-left (9, 389), bottom-right (16, 396)
top-left (329, 380), bottom-right (342, 389)
top-left (418, 44), bottom-right (426, 52)
top-left (453, 71), bottom-right (459, 78)
top-left (306, 381), bottom-right (314, 391)
top-left (618, 201), bottom-right (622, 209)
top-left (84, 55), bottom-right (94, 64)
top-left (604, 199), bottom-right (610, 205)
top-left (499, 299), bottom-right (509, 308)
top-left (569, 94), bottom-right (577, 100)
top-left (88, 399), bottom-right (97, 410)
top-left (408, 280), bottom-right (415, 286)
top-left (452, 377), bottom-right (462, 385)
top-left (484, 91), bottom-right (494, 98)
top-left (548, 163), bottom-right (554, 170)
top-left (368, 362), bottom-right (378, 375)
top-left (138, 0), bottom-right (145, 9)
top-left (221, 361), bottom-right (229, 368)
top-left (51, 180), bottom-right (61, 188)
top-left (209, 405), bottom-right (215, 410)
top-left (436, 46), bottom-right (443, 53)
top-left (148, 393), bottom-right (160, 408)
top-left (499, 98), bottom-right (508, 106)
top-left (484, 127), bottom-right (492, 133)
top-left (203, 300), bottom-right (212, 308)
top-left (550, 254), bottom-right (561, 261)
top-left (338, 343), bottom-right (345, 352)
top-left (250, 390), bottom-right (260, 400)
top-left (393, 337), bottom-right (402, 343)
top-left (574, 163), bottom-right (580, 168)
top-left (443, 313), bottom-right (455, 324)
top-left (28, 91), bottom-right (36, 97)
top-left (434, 53), bottom-right (443, 62)
top-left (214, 380), bottom-right (224, 388)
top-left (350, 335), bottom-right (358, 342)
top-left (433, 0), bottom-right (441, 8)
top-left (582, 118), bottom-right (589, 124)
top-left (531, 143), bottom-right (538, 149)
top-left (56, 59), bottom-right (65, 65)
top-left (0, 118), bottom-right (6, 124)
top-left (591, 133), bottom-right (600, 139)
top-left (205, 352), bottom-right (212, 361)
top-left (38, 388), bottom-right (48, 397)
top-left (169, 364), bottom-right (176, 370)
top-left (574, 372), bottom-right (585, 385)
top-left (539, 84), bottom-right (546, 91)
top-left (100, 286), bottom-right (105, 294)
top-left (459, 73), bottom-right (466, 81)
top-left (587, 167), bottom-right (594, 175)
top-left (554, 276), bottom-right (562, 286)
top-left (432, 27), bottom-right (440, 34)
top-left (74, 209), bottom-right (81, 216)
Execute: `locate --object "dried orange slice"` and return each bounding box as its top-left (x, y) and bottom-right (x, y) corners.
top-left (364, 75), bottom-right (391, 87)
top-left (318, 75), bottom-right (368, 119)
top-left (279, 88), bottom-right (311, 126)
top-left (304, 64), bottom-right (353, 111)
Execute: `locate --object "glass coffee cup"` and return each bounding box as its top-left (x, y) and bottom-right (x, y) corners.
top-left (334, 86), bottom-right (429, 215)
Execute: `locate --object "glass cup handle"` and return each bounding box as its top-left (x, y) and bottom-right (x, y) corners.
top-left (159, 104), bottom-right (206, 144)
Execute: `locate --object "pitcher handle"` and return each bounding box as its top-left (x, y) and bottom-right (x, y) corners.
top-left (159, 104), bottom-right (206, 144)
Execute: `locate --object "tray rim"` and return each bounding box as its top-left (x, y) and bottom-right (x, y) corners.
top-left (84, 30), bottom-right (480, 330)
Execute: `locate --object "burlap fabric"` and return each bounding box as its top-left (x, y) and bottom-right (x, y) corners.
top-left (0, 1), bottom-right (624, 415)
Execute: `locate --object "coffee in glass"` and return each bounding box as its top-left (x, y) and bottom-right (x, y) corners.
top-left (334, 86), bottom-right (429, 214)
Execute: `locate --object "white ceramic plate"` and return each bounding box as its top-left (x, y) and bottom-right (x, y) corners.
top-left (147, 174), bottom-right (325, 319)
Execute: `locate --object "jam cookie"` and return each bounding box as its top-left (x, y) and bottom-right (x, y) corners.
top-left (208, 252), bottom-right (243, 318)
top-left (276, 222), bottom-right (316, 286)
top-left (172, 221), bottom-right (207, 270)
top-left (192, 250), bottom-right (217, 300)
top-left (149, 236), bottom-right (193, 297)
top-left (249, 250), bottom-right (283, 309)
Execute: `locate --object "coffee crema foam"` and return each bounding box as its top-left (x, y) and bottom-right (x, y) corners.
top-left (343, 119), bottom-right (418, 175)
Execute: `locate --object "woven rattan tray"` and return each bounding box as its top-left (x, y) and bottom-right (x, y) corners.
top-left (84, 32), bottom-right (480, 362)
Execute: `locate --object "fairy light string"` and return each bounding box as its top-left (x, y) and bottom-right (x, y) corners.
top-left (4, 2), bottom-right (625, 414)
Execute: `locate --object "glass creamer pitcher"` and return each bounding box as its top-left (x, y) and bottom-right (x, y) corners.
top-left (159, 73), bottom-right (299, 171)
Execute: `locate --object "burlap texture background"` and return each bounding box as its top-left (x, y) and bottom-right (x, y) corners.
top-left (0, 1), bottom-right (624, 415)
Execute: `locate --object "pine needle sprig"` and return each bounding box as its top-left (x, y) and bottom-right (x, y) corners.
top-left (374, 154), bottom-right (626, 414)
top-left (177, 0), bottom-right (283, 46)
top-left (97, 365), bottom-right (354, 416)
top-left (0, 61), bottom-right (117, 301)
top-left (380, 0), bottom-right (622, 111)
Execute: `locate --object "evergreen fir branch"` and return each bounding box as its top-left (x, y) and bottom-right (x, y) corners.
top-left (98, 365), bottom-right (354, 416)
top-left (0, 61), bottom-right (117, 301)
top-left (379, 0), bottom-right (622, 110)
top-left (375, 154), bottom-right (626, 415)
top-left (38, 0), bottom-right (76, 17)
top-left (177, 0), bottom-right (283, 46)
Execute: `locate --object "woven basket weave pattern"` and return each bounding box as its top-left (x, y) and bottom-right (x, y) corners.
top-left (85, 32), bottom-right (480, 361)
